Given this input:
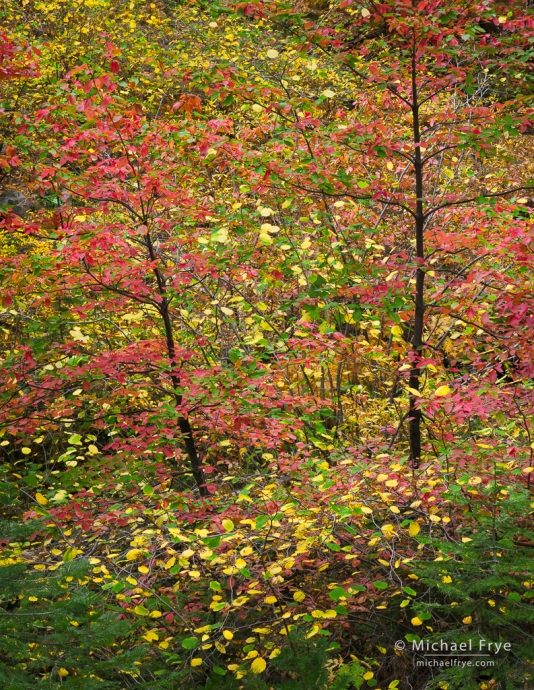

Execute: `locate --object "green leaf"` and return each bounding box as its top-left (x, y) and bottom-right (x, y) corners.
top-left (182, 637), bottom-right (200, 650)
top-left (329, 587), bottom-right (346, 600)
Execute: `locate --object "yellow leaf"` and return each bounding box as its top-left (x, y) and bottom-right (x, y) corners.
top-left (391, 325), bottom-right (403, 336)
top-left (264, 595), bottom-right (277, 604)
top-left (21, 447), bottom-right (31, 455)
top-left (35, 493), bottom-right (48, 506)
top-left (293, 590), bottom-right (306, 602)
top-left (165, 557), bottom-right (176, 570)
top-left (381, 524), bottom-right (395, 537)
top-left (235, 558), bottom-right (246, 569)
top-left (406, 387), bottom-right (421, 397)
top-left (222, 630), bottom-right (233, 641)
top-left (408, 522), bottom-right (421, 537)
top-left (322, 89), bottom-right (335, 98)
top-left (306, 624), bottom-right (321, 638)
top-left (138, 566), bottom-right (149, 574)
top-left (361, 7), bottom-right (370, 17)
top-left (322, 610), bottom-right (337, 618)
top-left (363, 672), bottom-right (374, 680)
top-left (159, 641), bottom-right (169, 649)
top-left (462, 616), bottom-right (472, 624)
top-left (58, 668), bottom-right (69, 677)
top-left (250, 657), bottom-right (267, 674)
top-left (266, 49), bottom-right (279, 59)
top-left (143, 631), bottom-right (159, 642)
top-left (222, 519), bottom-right (234, 532)
top-left (221, 307), bottom-right (234, 316)
top-left (461, 537), bottom-right (472, 543)
top-left (389, 506), bottom-right (400, 514)
top-left (62, 547), bottom-right (78, 562)
top-left (28, 596), bottom-right (38, 602)
top-left (126, 576), bottom-right (137, 586)
top-left (191, 658), bottom-right (203, 667)
top-left (517, 197), bottom-right (529, 204)
top-left (411, 617), bottom-right (423, 626)
top-left (126, 549), bottom-right (143, 561)
top-left (442, 575), bottom-right (452, 583)
top-left (435, 385), bottom-right (451, 397)
top-left (150, 610), bottom-right (162, 618)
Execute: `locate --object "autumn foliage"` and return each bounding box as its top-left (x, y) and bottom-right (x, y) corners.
top-left (1, 0), bottom-right (534, 688)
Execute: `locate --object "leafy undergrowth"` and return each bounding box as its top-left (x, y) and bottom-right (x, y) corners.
top-left (2, 451), bottom-right (534, 689)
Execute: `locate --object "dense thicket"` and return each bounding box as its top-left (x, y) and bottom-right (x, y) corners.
top-left (1, 1), bottom-right (534, 688)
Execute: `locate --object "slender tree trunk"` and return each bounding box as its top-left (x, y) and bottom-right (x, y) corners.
top-left (409, 53), bottom-right (425, 469)
top-left (145, 228), bottom-right (208, 496)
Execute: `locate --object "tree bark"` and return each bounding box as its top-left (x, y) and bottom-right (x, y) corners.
top-left (145, 228), bottom-right (208, 496)
top-left (409, 52), bottom-right (425, 469)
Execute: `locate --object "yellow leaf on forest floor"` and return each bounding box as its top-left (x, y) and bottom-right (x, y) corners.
top-left (408, 522), bottom-right (421, 537)
top-left (143, 631), bottom-right (159, 642)
top-left (126, 549), bottom-right (143, 561)
top-left (251, 657), bottom-right (267, 673)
